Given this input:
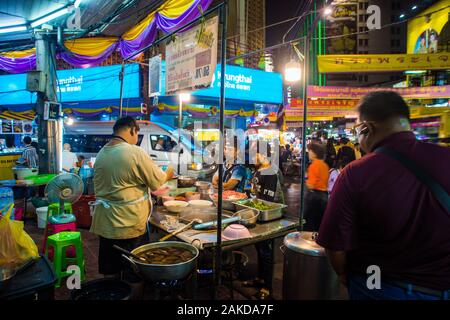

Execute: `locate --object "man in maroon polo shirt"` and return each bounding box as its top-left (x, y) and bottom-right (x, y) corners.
top-left (317, 91), bottom-right (450, 300)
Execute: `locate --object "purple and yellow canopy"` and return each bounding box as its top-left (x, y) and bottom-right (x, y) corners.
top-left (0, 0), bottom-right (213, 73)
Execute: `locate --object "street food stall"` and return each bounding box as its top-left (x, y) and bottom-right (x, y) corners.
top-left (0, 119), bottom-right (36, 180)
top-left (143, 177), bottom-right (299, 299)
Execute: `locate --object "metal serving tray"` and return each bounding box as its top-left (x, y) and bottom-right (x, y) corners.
top-left (233, 199), bottom-right (287, 222)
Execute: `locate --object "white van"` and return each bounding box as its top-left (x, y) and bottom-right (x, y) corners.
top-left (63, 121), bottom-right (217, 177)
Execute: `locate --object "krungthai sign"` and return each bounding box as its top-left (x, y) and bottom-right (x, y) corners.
top-left (318, 53), bottom-right (450, 73)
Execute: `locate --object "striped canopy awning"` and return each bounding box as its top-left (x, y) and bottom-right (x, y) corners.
top-left (0, 110), bottom-right (35, 121)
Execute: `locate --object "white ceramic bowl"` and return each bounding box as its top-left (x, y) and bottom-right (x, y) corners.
top-left (163, 200), bottom-right (189, 213)
top-left (188, 199), bottom-right (213, 208)
top-left (222, 224), bottom-right (252, 240)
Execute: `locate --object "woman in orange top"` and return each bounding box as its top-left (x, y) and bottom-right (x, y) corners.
top-left (304, 142), bottom-right (330, 231)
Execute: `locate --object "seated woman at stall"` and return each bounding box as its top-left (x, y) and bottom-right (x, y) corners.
top-left (212, 140), bottom-right (252, 194)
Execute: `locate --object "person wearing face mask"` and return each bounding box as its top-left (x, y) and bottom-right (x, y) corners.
top-left (91, 116), bottom-right (174, 277)
top-left (317, 91), bottom-right (450, 300)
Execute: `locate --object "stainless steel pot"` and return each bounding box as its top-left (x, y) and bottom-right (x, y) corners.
top-left (281, 232), bottom-right (343, 300)
top-left (233, 209), bottom-right (260, 227)
top-left (122, 241), bottom-right (199, 282)
top-left (177, 176), bottom-right (197, 188)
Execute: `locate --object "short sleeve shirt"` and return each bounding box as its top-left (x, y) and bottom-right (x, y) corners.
top-left (91, 143), bottom-right (166, 239)
top-left (214, 164), bottom-right (251, 193)
top-left (317, 132), bottom-right (450, 290)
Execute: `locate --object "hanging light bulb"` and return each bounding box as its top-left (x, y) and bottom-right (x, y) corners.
top-left (284, 59), bottom-right (302, 83)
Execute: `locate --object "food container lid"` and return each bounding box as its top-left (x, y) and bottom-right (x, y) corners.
top-left (283, 231), bottom-right (325, 256)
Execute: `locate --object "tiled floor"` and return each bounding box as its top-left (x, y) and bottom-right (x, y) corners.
top-left (23, 176), bottom-right (328, 300)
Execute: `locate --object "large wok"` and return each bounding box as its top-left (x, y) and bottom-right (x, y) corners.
top-left (122, 241), bottom-right (199, 282)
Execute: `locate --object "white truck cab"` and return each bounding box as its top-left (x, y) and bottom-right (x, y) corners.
top-left (63, 120), bottom-right (216, 177)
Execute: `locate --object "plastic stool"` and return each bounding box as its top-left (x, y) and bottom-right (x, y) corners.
top-left (42, 221), bottom-right (77, 257)
top-left (45, 231), bottom-right (86, 288)
top-left (41, 202), bottom-right (76, 256)
top-left (48, 202), bottom-right (73, 215)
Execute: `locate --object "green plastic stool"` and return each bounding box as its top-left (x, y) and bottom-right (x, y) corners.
top-left (48, 202), bottom-right (73, 215)
top-left (45, 231), bottom-right (86, 288)
top-left (48, 203), bottom-right (76, 224)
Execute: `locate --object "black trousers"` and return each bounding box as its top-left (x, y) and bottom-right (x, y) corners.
top-left (255, 239), bottom-right (274, 291)
top-left (303, 190), bottom-right (328, 232)
top-left (98, 235), bottom-right (145, 276)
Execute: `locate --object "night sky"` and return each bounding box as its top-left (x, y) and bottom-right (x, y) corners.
top-left (265, 0), bottom-right (305, 72)
top-left (265, 0), bottom-right (303, 47)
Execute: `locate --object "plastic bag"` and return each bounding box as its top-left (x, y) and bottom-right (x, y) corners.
top-left (0, 204), bottom-right (39, 266)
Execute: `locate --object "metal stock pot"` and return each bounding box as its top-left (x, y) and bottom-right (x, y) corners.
top-left (122, 241), bottom-right (199, 282)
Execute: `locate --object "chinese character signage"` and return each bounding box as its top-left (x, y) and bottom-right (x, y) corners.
top-left (149, 55), bottom-right (165, 97)
top-left (318, 53), bottom-right (450, 73)
top-left (165, 16), bottom-right (218, 95)
top-left (307, 85), bottom-right (450, 99)
top-left (285, 99), bottom-right (358, 120)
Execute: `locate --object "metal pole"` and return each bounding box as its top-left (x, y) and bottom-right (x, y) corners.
top-left (119, 61), bottom-right (125, 118)
top-left (178, 97), bottom-right (182, 174)
top-left (35, 32), bottom-right (60, 174)
top-left (299, 13), bottom-right (322, 231)
top-left (299, 37), bottom-right (309, 231)
top-left (214, 1), bottom-right (227, 299)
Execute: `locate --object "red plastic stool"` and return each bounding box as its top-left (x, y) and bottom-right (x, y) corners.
top-left (42, 221), bottom-right (77, 259)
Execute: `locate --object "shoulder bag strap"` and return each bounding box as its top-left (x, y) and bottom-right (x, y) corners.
top-left (374, 146), bottom-right (450, 213)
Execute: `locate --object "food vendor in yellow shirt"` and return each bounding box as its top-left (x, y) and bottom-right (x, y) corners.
top-left (90, 116), bottom-right (174, 276)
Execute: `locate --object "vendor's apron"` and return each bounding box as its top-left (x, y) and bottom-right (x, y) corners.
top-left (90, 191), bottom-right (153, 226)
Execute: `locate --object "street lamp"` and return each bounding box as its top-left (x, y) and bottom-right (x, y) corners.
top-left (284, 59), bottom-right (302, 83)
top-left (178, 93), bottom-right (191, 174)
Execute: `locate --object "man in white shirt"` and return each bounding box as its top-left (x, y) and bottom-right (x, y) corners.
top-left (62, 143), bottom-right (79, 172)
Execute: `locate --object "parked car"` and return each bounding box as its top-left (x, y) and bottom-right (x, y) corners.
top-left (63, 121), bottom-right (217, 177)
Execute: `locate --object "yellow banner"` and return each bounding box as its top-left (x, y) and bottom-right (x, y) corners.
top-left (318, 53), bottom-right (450, 73)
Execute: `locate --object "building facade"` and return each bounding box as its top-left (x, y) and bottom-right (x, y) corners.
top-left (326, 0), bottom-right (418, 87)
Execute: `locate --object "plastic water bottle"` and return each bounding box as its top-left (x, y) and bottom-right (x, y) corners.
top-left (0, 187), bottom-right (14, 220)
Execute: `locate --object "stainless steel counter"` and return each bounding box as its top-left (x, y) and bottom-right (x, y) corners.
top-left (149, 206), bottom-right (300, 250)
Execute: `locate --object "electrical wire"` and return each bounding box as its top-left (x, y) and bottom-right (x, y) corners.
top-left (1, 2), bottom-right (449, 70)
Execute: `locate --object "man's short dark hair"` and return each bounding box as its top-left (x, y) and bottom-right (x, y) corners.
top-left (113, 116), bottom-right (139, 134)
top-left (23, 136), bottom-right (32, 144)
top-left (357, 91), bottom-right (410, 122)
top-left (307, 142), bottom-right (326, 160)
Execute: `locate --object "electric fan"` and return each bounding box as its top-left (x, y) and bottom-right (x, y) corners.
top-left (44, 173), bottom-right (84, 224)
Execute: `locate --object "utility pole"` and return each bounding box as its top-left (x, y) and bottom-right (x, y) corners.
top-left (35, 31), bottom-right (62, 174)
